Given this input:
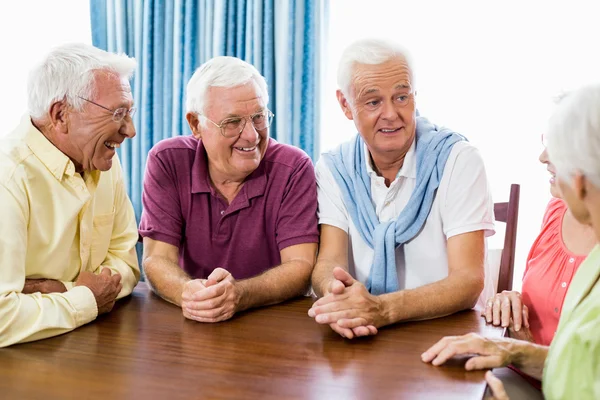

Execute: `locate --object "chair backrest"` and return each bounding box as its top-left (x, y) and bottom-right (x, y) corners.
top-left (493, 184), bottom-right (521, 293)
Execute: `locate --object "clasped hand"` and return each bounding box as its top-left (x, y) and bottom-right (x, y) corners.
top-left (308, 267), bottom-right (382, 339)
top-left (181, 268), bottom-right (241, 323)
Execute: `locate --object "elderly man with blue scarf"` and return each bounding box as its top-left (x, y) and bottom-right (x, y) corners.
top-left (309, 39), bottom-right (495, 339)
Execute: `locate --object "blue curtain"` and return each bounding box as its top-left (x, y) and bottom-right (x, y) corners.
top-left (90, 0), bottom-right (324, 221)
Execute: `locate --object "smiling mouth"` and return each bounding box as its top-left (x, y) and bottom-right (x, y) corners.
top-left (234, 145), bottom-right (257, 152)
top-left (379, 127), bottom-right (402, 133)
top-left (104, 141), bottom-right (121, 149)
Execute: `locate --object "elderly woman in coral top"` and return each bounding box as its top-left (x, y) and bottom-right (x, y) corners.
top-left (422, 83), bottom-right (600, 400)
top-left (481, 146), bottom-right (595, 346)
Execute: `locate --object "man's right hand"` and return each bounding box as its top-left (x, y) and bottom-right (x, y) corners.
top-left (75, 269), bottom-right (122, 314)
top-left (318, 267), bottom-right (377, 339)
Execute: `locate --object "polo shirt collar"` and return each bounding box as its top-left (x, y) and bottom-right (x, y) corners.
top-left (22, 115), bottom-right (77, 180)
top-left (364, 138), bottom-right (417, 180)
top-left (191, 137), bottom-right (269, 199)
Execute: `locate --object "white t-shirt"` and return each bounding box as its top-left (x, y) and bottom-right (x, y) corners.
top-left (316, 139), bottom-right (496, 305)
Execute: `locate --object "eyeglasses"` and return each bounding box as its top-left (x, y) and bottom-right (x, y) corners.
top-left (541, 133), bottom-right (547, 147)
top-left (201, 109), bottom-right (274, 138)
top-left (77, 96), bottom-right (136, 122)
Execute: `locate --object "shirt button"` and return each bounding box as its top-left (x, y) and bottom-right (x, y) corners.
top-left (385, 201), bottom-right (390, 207)
top-left (569, 257), bottom-right (575, 263)
top-left (220, 211), bottom-right (224, 215)
top-left (554, 308), bottom-right (559, 313)
top-left (561, 282), bottom-right (567, 288)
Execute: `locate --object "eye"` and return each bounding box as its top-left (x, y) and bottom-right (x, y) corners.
top-left (366, 100), bottom-right (380, 107)
top-left (223, 118), bottom-right (242, 129)
top-left (252, 113), bottom-right (266, 124)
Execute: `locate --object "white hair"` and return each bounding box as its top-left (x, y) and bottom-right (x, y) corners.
top-left (185, 56), bottom-right (269, 116)
top-left (546, 83), bottom-right (600, 187)
top-left (27, 42), bottom-right (137, 119)
top-left (337, 38), bottom-right (415, 98)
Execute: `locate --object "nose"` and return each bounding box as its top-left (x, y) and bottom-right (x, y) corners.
top-left (539, 147), bottom-right (548, 164)
top-left (239, 117), bottom-right (260, 142)
top-left (380, 99), bottom-right (399, 121)
top-left (120, 118), bottom-right (136, 139)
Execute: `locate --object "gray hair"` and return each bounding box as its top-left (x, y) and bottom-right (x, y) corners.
top-left (337, 38), bottom-right (415, 98)
top-left (546, 83), bottom-right (600, 187)
top-left (185, 56), bottom-right (269, 116)
top-left (27, 42), bottom-right (137, 119)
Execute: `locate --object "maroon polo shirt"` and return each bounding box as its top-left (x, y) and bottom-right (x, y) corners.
top-left (139, 136), bottom-right (319, 280)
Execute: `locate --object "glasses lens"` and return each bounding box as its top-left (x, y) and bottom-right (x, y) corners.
top-left (113, 108), bottom-right (126, 122)
top-left (251, 111), bottom-right (273, 130)
top-left (128, 107), bottom-right (137, 119)
top-left (222, 118), bottom-right (245, 137)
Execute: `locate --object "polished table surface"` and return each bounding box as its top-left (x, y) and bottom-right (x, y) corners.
top-left (0, 283), bottom-right (503, 399)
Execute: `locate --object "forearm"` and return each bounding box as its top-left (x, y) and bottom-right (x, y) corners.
top-left (380, 272), bottom-right (483, 326)
top-left (143, 256), bottom-right (191, 306)
top-left (0, 288), bottom-right (97, 348)
top-left (237, 260), bottom-right (313, 312)
top-left (508, 340), bottom-right (549, 380)
top-left (311, 258), bottom-right (347, 297)
top-left (98, 252), bottom-right (141, 299)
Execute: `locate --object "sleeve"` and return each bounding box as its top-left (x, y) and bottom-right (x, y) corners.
top-left (275, 156), bottom-right (320, 251)
top-left (315, 157), bottom-right (351, 232)
top-left (93, 157), bottom-right (140, 299)
top-left (440, 143), bottom-right (496, 238)
top-left (138, 148), bottom-right (184, 247)
top-left (0, 182), bottom-right (97, 348)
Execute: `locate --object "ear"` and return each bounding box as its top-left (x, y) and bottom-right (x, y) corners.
top-left (572, 172), bottom-right (587, 201)
top-left (336, 90), bottom-right (354, 121)
top-left (48, 100), bottom-right (69, 134)
top-left (186, 112), bottom-right (202, 140)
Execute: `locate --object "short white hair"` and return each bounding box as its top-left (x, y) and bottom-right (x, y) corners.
top-left (337, 38), bottom-right (415, 98)
top-left (27, 42), bottom-right (137, 119)
top-left (185, 56), bottom-right (269, 115)
top-left (546, 83), bottom-right (600, 187)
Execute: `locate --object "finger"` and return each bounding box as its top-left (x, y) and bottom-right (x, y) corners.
top-left (314, 310), bottom-right (357, 325)
top-left (184, 304), bottom-right (230, 319)
top-left (184, 292), bottom-right (227, 311)
top-left (181, 279), bottom-right (207, 300)
top-left (500, 296), bottom-right (511, 328)
top-left (310, 299), bottom-right (351, 317)
top-left (484, 298), bottom-right (493, 323)
top-left (510, 293), bottom-right (523, 331)
top-left (329, 279), bottom-right (345, 295)
top-left (205, 278), bottom-right (218, 287)
top-left (114, 283), bottom-right (123, 295)
top-left (111, 273), bottom-right (122, 285)
top-left (421, 336), bottom-right (458, 363)
top-left (522, 305), bottom-right (529, 328)
top-left (366, 325), bottom-right (378, 335)
top-left (312, 292), bottom-right (349, 308)
top-left (330, 322), bottom-right (354, 339)
top-left (207, 268), bottom-right (230, 282)
top-left (332, 267), bottom-right (355, 287)
top-left (492, 296), bottom-right (501, 325)
top-left (191, 281), bottom-right (227, 301)
top-left (425, 335), bottom-right (485, 366)
top-left (351, 326), bottom-right (373, 337)
top-left (100, 268), bottom-right (112, 276)
top-left (465, 355), bottom-right (505, 371)
top-left (485, 371), bottom-right (509, 400)
top-left (337, 317), bottom-right (369, 329)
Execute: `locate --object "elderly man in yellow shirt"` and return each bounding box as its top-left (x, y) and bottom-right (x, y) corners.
top-left (0, 43), bottom-right (141, 347)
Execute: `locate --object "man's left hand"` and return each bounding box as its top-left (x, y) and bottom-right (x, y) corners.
top-left (309, 267), bottom-right (384, 334)
top-left (182, 268), bottom-right (241, 323)
top-left (22, 279), bottom-right (67, 294)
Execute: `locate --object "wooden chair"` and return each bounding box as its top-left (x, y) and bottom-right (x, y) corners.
top-left (494, 184), bottom-right (521, 293)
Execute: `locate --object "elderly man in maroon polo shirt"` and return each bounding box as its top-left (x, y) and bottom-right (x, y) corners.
top-left (139, 56), bottom-right (319, 322)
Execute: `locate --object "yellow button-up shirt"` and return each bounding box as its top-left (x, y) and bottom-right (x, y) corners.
top-left (0, 116), bottom-right (140, 347)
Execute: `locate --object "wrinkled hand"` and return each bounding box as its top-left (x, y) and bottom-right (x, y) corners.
top-left (181, 268), bottom-right (240, 323)
top-left (421, 333), bottom-right (514, 370)
top-left (482, 291), bottom-right (529, 332)
top-left (75, 269), bottom-right (122, 314)
top-left (485, 371), bottom-right (509, 400)
top-left (22, 279), bottom-right (67, 294)
top-left (310, 267), bottom-right (380, 339)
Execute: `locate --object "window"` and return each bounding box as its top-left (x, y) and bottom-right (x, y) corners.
top-left (0, 0), bottom-right (91, 136)
top-left (322, 0), bottom-right (600, 289)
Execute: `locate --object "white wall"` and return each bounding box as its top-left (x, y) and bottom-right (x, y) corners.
top-left (321, 0), bottom-right (600, 290)
top-left (0, 0), bottom-right (91, 136)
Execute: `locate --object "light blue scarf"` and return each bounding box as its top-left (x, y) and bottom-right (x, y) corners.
top-left (322, 116), bottom-right (466, 295)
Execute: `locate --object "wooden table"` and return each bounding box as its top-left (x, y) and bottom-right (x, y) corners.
top-left (0, 283), bottom-right (502, 399)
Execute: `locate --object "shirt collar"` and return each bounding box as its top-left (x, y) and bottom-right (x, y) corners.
top-left (364, 138), bottom-right (417, 180)
top-left (22, 115), bottom-right (77, 180)
top-left (191, 137), bottom-right (268, 199)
